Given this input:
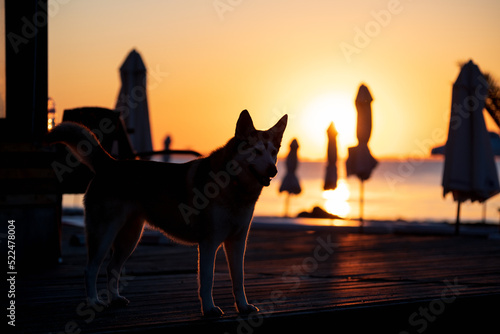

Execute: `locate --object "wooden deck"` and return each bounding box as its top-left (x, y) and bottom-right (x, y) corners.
top-left (15, 224), bottom-right (500, 333)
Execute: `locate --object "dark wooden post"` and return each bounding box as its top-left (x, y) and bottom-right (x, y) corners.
top-left (0, 1), bottom-right (60, 271)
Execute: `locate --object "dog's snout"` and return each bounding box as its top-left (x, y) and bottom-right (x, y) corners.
top-left (266, 165), bottom-right (278, 178)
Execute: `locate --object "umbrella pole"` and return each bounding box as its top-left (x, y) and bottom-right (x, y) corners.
top-left (482, 202), bottom-right (486, 224)
top-left (284, 194), bottom-right (290, 218)
top-left (359, 179), bottom-right (364, 232)
top-left (455, 201), bottom-right (461, 235)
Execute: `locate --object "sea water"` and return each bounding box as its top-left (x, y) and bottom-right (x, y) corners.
top-left (258, 158), bottom-right (500, 224)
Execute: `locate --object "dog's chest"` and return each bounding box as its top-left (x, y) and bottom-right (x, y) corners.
top-left (211, 203), bottom-right (254, 230)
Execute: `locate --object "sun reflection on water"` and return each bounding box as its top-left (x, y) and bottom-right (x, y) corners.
top-left (323, 179), bottom-right (351, 217)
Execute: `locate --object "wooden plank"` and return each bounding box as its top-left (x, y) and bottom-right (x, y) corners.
top-left (14, 226), bottom-right (500, 333)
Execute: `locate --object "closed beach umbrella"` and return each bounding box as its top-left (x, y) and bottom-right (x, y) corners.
top-left (280, 139), bottom-right (302, 217)
top-left (346, 84), bottom-right (378, 180)
top-left (355, 84), bottom-right (373, 146)
top-left (115, 49), bottom-right (153, 154)
top-left (324, 122), bottom-right (338, 190)
top-left (346, 84), bottom-right (378, 224)
top-left (280, 139), bottom-right (302, 194)
top-left (442, 60), bottom-right (500, 234)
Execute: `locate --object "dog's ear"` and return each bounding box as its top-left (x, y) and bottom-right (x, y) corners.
top-left (235, 110), bottom-right (256, 139)
top-left (268, 114), bottom-right (288, 147)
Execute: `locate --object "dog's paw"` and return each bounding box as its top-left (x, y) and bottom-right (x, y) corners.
top-left (203, 306), bottom-right (224, 318)
top-left (110, 296), bottom-right (130, 307)
top-left (88, 298), bottom-right (108, 310)
top-left (237, 303), bottom-right (259, 314)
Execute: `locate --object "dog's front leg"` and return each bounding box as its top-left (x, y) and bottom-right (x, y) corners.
top-left (198, 241), bottom-right (223, 317)
top-left (224, 233), bottom-right (259, 314)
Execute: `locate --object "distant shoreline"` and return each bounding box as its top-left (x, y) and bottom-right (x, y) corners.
top-left (251, 216), bottom-right (500, 238)
top-left (61, 213), bottom-right (500, 238)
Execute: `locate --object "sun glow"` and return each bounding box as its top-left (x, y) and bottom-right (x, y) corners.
top-left (300, 93), bottom-right (357, 159)
top-left (323, 179), bottom-right (351, 217)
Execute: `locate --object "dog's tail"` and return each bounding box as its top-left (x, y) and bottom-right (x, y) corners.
top-left (46, 122), bottom-right (114, 172)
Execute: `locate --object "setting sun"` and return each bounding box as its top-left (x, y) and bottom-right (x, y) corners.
top-left (300, 93), bottom-right (358, 159)
top-left (322, 179), bottom-right (351, 217)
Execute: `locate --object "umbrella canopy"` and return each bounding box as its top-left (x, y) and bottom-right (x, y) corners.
top-left (442, 60), bottom-right (500, 204)
top-left (355, 84), bottom-right (373, 145)
top-left (346, 84), bottom-right (378, 181)
top-left (115, 49), bottom-right (153, 153)
top-left (324, 122), bottom-right (338, 190)
top-left (280, 139), bottom-right (302, 195)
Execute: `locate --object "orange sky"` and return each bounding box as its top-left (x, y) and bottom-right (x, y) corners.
top-left (49, 0), bottom-right (500, 161)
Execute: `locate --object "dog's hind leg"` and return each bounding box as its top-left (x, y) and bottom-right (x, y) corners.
top-left (106, 217), bottom-right (144, 306)
top-left (84, 207), bottom-right (127, 308)
top-left (85, 222), bottom-right (118, 308)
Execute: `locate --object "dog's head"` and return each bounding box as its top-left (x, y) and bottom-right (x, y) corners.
top-left (234, 110), bottom-right (288, 187)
